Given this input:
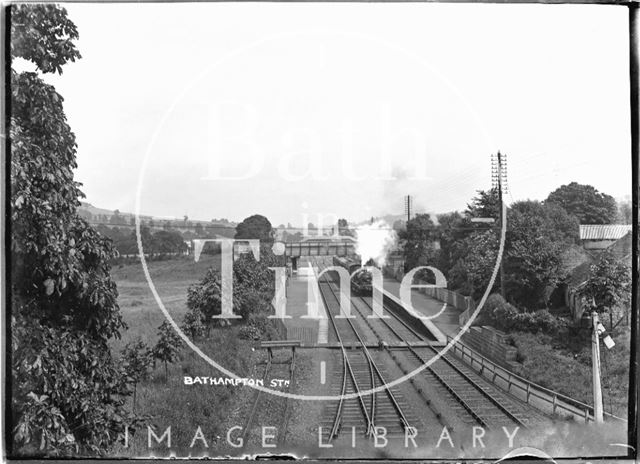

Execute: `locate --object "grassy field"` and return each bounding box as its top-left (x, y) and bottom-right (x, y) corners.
top-left (110, 254), bottom-right (221, 347)
top-left (510, 329), bottom-right (631, 418)
top-left (109, 255), bottom-right (262, 457)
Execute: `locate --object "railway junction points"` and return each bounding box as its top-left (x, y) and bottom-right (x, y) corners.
top-left (235, 255), bottom-right (599, 457)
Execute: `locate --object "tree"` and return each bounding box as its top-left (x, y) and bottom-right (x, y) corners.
top-left (437, 190), bottom-right (509, 298)
top-left (131, 226), bottom-right (154, 257)
top-left (544, 202), bottom-right (580, 244)
top-left (10, 5), bottom-right (134, 455)
top-left (282, 230), bottom-right (303, 242)
top-left (186, 269), bottom-right (223, 334)
top-left (152, 321), bottom-right (182, 380)
top-left (546, 182), bottom-right (618, 224)
top-left (185, 247), bottom-right (278, 333)
top-left (121, 340), bottom-right (153, 411)
top-left (433, 191), bottom-right (501, 288)
top-left (617, 200), bottom-right (632, 224)
top-left (581, 252), bottom-right (631, 327)
top-left (152, 229), bottom-right (186, 254)
top-left (466, 189), bottom-right (500, 219)
top-left (235, 214), bottom-right (274, 242)
top-left (449, 229), bottom-right (499, 300)
top-left (435, 211), bottom-right (467, 277)
top-left (337, 218), bottom-right (355, 237)
top-left (503, 201), bottom-right (576, 309)
top-left (401, 214), bottom-right (439, 277)
top-left (110, 209), bottom-right (121, 225)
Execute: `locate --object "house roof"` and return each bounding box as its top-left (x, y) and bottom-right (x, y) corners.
top-left (567, 260), bottom-right (593, 287)
top-left (607, 231), bottom-right (632, 262)
top-left (579, 224), bottom-right (632, 240)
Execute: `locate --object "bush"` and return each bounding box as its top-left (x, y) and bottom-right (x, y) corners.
top-left (476, 293), bottom-right (516, 326)
top-left (185, 247), bottom-right (279, 336)
top-left (180, 307), bottom-right (205, 339)
top-left (479, 293), bottom-right (566, 335)
top-left (151, 321), bottom-right (182, 380)
top-left (238, 313), bottom-right (279, 341)
top-left (186, 268), bottom-right (223, 329)
top-left (121, 340), bottom-right (153, 410)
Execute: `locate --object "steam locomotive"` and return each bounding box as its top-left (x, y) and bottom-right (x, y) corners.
top-left (332, 256), bottom-right (374, 295)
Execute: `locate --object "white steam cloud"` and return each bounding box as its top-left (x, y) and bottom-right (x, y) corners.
top-left (355, 220), bottom-right (398, 267)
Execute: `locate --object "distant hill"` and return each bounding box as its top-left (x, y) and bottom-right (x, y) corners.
top-left (78, 202), bottom-right (235, 228)
top-left (78, 202), bottom-right (152, 222)
top-left (79, 202), bottom-right (120, 218)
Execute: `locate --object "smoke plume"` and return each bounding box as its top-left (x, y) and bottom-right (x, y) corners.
top-left (355, 220), bottom-right (397, 267)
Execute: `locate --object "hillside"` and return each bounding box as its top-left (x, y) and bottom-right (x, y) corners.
top-left (79, 202), bottom-right (235, 228)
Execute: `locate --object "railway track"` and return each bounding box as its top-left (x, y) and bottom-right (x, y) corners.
top-left (241, 349), bottom-right (296, 448)
top-left (358, 292), bottom-right (546, 429)
top-left (312, 257), bottom-right (546, 430)
top-left (317, 278), bottom-right (418, 442)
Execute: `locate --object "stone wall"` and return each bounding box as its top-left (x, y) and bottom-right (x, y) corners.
top-left (459, 326), bottom-right (520, 372)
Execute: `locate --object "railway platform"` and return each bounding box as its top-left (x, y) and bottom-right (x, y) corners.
top-left (281, 261), bottom-right (328, 346)
top-left (381, 277), bottom-right (462, 339)
top-left (280, 259), bottom-right (464, 346)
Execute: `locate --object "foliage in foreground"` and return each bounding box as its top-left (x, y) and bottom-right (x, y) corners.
top-left (116, 325), bottom-right (256, 456)
top-left (10, 4), bottom-right (135, 455)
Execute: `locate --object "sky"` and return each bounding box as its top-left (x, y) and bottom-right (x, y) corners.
top-left (31, 3), bottom-right (632, 227)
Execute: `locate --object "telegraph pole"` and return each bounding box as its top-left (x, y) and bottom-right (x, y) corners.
top-left (592, 311), bottom-right (605, 424)
top-left (404, 195), bottom-right (413, 223)
top-left (628, 3), bottom-right (639, 449)
top-left (491, 152), bottom-right (508, 298)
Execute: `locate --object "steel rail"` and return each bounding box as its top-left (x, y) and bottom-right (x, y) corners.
top-left (278, 349), bottom-right (296, 446)
top-left (348, 294), bottom-right (488, 426)
top-left (320, 277), bottom-right (413, 435)
top-left (418, 344), bottom-right (527, 429)
top-left (241, 350), bottom-right (273, 444)
top-left (359, 294), bottom-right (527, 429)
top-left (316, 279), bottom-right (373, 440)
top-left (325, 283), bottom-right (383, 431)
